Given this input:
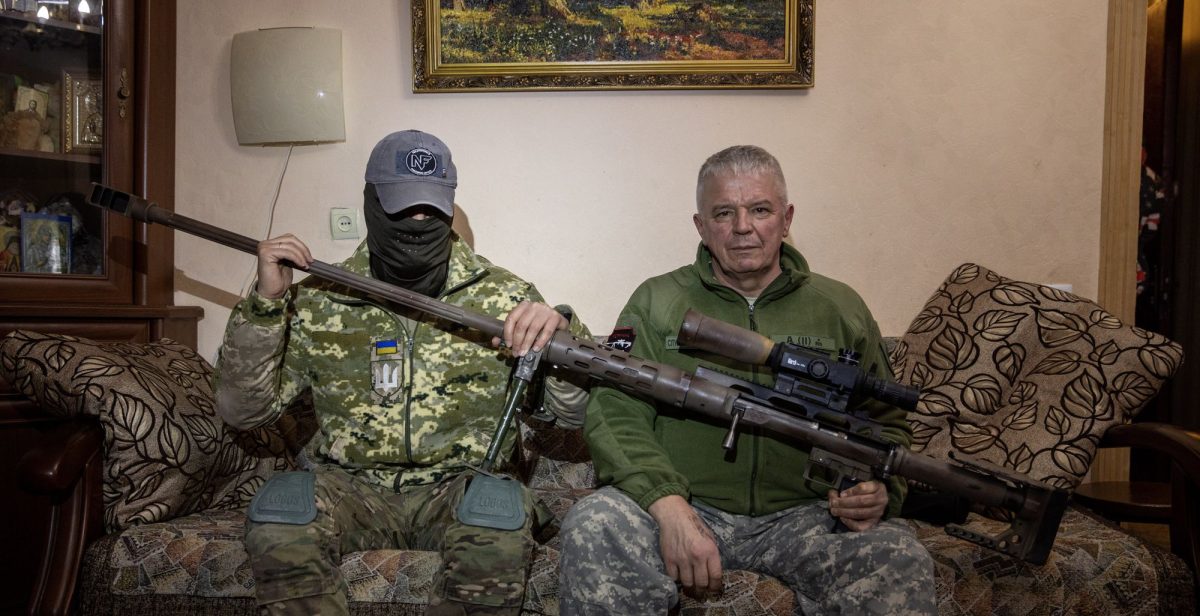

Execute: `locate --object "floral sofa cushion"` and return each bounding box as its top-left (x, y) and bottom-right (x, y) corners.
top-left (889, 263), bottom-right (1184, 490)
top-left (0, 330), bottom-right (293, 531)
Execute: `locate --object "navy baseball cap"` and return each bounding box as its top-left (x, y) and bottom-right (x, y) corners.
top-left (364, 130), bottom-right (457, 216)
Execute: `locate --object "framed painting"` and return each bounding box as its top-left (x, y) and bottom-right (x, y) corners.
top-left (413, 0), bottom-right (814, 92)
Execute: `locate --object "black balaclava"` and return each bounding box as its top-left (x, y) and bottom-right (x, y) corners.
top-left (364, 183), bottom-right (452, 297)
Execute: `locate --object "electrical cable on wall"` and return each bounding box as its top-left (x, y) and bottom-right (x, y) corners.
top-left (238, 144), bottom-right (294, 297)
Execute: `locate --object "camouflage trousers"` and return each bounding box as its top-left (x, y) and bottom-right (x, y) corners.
top-left (558, 487), bottom-right (936, 615)
top-left (244, 467), bottom-right (543, 616)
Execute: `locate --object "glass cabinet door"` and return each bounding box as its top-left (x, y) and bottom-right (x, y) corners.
top-left (0, 0), bottom-right (135, 303)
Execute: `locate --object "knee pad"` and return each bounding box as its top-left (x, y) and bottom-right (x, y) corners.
top-left (248, 471), bottom-right (317, 525)
top-left (457, 473), bottom-right (526, 531)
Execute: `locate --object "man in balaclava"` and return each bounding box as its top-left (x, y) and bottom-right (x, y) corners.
top-left (361, 130), bottom-right (456, 298)
top-left (215, 130), bottom-right (591, 616)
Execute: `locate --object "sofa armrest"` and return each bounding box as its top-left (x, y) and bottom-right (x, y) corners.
top-left (1100, 423), bottom-right (1200, 478)
top-left (19, 418), bottom-right (104, 494)
top-left (17, 417), bottom-right (105, 616)
top-left (1098, 422), bottom-right (1200, 592)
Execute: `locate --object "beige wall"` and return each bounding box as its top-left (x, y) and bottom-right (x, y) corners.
top-left (176, 1), bottom-right (1108, 362)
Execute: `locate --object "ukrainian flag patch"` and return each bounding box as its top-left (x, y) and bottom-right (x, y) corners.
top-left (375, 339), bottom-right (398, 355)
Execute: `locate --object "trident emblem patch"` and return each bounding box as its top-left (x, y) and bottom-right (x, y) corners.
top-left (370, 339), bottom-right (404, 405)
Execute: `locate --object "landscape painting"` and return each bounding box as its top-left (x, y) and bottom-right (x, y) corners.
top-left (413, 0), bottom-right (814, 91)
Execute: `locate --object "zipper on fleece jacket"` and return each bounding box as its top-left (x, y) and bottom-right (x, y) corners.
top-left (747, 300), bottom-right (761, 516)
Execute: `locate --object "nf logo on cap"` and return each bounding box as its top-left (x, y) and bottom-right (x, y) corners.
top-left (367, 130), bottom-right (457, 216)
top-left (403, 148), bottom-right (438, 176)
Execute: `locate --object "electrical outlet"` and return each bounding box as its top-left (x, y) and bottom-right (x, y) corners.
top-left (330, 208), bottom-right (359, 240)
top-left (1047, 283), bottom-right (1073, 294)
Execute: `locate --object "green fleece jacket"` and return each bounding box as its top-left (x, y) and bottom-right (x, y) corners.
top-left (584, 243), bottom-right (911, 518)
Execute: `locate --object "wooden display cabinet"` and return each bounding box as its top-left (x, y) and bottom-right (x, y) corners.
top-left (0, 1), bottom-right (196, 612)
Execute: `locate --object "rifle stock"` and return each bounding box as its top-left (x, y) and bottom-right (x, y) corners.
top-left (87, 183), bottom-right (1066, 564)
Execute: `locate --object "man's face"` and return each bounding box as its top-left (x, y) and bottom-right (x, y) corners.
top-left (693, 170), bottom-right (793, 288)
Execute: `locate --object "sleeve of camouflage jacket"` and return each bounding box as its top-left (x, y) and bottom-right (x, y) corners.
top-left (213, 288), bottom-right (305, 430)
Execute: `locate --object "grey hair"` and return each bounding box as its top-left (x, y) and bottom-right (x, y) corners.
top-left (695, 145), bottom-right (788, 209)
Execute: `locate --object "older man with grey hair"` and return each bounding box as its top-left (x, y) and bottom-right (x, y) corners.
top-left (558, 145), bottom-right (935, 615)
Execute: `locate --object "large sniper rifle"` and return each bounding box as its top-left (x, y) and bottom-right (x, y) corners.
top-left (87, 184), bottom-right (1068, 564)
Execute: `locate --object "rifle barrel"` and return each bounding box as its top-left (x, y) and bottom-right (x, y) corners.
top-left (87, 184), bottom-right (505, 338)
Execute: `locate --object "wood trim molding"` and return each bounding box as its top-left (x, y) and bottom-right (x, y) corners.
top-left (1100, 0), bottom-right (1147, 323)
top-left (1093, 0), bottom-right (1148, 484)
top-left (134, 0), bottom-right (177, 306)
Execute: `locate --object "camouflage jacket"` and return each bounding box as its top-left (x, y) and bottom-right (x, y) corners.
top-left (214, 238), bottom-right (590, 490)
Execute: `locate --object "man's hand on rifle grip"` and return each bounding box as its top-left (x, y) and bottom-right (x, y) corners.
top-left (827, 480), bottom-right (888, 532)
top-left (496, 300), bottom-right (568, 357)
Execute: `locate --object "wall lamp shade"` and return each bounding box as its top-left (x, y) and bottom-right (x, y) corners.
top-left (230, 27), bottom-right (345, 146)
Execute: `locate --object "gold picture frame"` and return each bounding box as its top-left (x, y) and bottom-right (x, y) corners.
top-left (62, 70), bottom-right (103, 152)
top-left (413, 0), bottom-right (813, 92)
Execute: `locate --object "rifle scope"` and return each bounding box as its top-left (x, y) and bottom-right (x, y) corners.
top-left (678, 309), bottom-right (920, 411)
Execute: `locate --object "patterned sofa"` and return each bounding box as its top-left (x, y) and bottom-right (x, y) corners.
top-left (3, 263), bottom-right (1199, 615)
